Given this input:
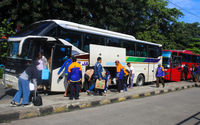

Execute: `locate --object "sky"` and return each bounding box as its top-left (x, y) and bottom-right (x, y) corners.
top-left (167, 0), bottom-right (200, 23)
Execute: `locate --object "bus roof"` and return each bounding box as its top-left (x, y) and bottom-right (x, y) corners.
top-left (35, 19), bottom-right (162, 47)
top-left (163, 50), bottom-right (200, 56)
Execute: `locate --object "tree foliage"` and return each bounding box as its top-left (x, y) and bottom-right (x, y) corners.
top-left (0, 19), bottom-right (15, 62)
top-left (0, 0), bottom-right (200, 54)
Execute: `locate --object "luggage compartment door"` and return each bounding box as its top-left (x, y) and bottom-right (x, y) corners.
top-left (89, 44), bottom-right (126, 67)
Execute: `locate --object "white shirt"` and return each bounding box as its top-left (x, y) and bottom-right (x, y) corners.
top-left (127, 66), bottom-right (135, 74)
top-left (37, 56), bottom-right (48, 71)
top-left (37, 59), bottom-right (44, 71)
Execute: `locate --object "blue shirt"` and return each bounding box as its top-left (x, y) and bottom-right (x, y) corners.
top-left (57, 59), bottom-right (72, 75)
top-left (94, 62), bottom-right (103, 79)
top-left (195, 66), bottom-right (200, 74)
top-left (156, 66), bottom-right (165, 77)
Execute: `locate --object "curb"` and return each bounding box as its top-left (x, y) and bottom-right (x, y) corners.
top-left (0, 83), bottom-right (199, 123)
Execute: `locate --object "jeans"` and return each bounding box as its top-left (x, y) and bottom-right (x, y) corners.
top-left (88, 79), bottom-right (104, 94)
top-left (123, 76), bottom-right (128, 91)
top-left (88, 82), bottom-right (95, 92)
top-left (69, 82), bottom-right (80, 99)
top-left (129, 74), bottom-right (134, 88)
top-left (13, 77), bottom-right (30, 104)
top-left (104, 75), bottom-right (110, 92)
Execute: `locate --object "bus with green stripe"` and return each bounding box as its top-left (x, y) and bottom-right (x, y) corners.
top-left (4, 20), bottom-right (162, 92)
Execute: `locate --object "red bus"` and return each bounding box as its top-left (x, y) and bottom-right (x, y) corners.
top-left (162, 50), bottom-right (200, 81)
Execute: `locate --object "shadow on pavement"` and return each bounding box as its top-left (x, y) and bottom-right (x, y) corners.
top-left (0, 84), bottom-right (17, 100)
top-left (176, 112), bottom-right (200, 125)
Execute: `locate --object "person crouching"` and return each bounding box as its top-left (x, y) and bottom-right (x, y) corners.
top-left (67, 57), bottom-right (82, 100)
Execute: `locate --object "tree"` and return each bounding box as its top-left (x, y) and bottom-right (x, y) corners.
top-left (0, 0), bottom-right (199, 52)
top-left (186, 38), bottom-right (200, 54)
top-left (0, 19), bottom-right (15, 63)
top-left (0, 19), bottom-right (15, 38)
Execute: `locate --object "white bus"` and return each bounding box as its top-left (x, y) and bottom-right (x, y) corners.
top-left (4, 20), bottom-right (162, 92)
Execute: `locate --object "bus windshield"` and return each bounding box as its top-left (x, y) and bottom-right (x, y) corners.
top-left (8, 42), bottom-right (20, 58)
top-left (162, 51), bottom-right (171, 69)
top-left (14, 21), bottom-right (54, 37)
top-left (163, 57), bottom-right (170, 68)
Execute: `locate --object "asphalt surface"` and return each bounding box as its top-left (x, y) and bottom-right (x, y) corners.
top-left (1, 87), bottom-right (200, 125)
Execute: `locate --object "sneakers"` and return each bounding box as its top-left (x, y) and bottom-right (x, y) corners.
top-left (120, 90), bottom-right (124, 93)
top-left (22, 103), bottom-right (33, 107)
top-left (86, 90), bottom-right (92, 96)
top-left (101, 93), bottom-right (106, 96)
top-left (10, 101), bottom-right (33, 107)
top-left (10, 101), bottom-right (21, 107)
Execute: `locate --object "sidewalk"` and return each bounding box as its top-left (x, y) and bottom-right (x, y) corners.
top-left (0, 81), bottom-right (199, 123)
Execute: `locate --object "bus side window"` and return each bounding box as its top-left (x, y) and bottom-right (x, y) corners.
top-left (179, 53), bottom-right (185, 62)
top-left (171, 52), bottom-right (177, 59)
top-left (192, 55), bottom-right (197, 63)
top-left (136, 43), bottom-right (147, 57)
top-left (83, 33), bottom-right (105, 52)
top-left (57, 28), bottom-right (82, 49)
top-left (106, 37), bottom-right (121, 47)
top-left (148, 45), bottom-right (158, 58)
top-left (197, 56), bottom-right (200, 63)
top-left (122, 40), bottom-right (135, 56)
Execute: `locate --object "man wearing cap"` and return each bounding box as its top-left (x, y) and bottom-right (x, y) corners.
top-left (115, 60), bottom-right (128, 93)
top-left (156, 63), bottom-right (165, 87)
top-left (67, 57), bottom-right (82, 100)
top-left (58, 56), bottom-right (72, 97)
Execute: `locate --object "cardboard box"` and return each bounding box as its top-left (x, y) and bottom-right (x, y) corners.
top-left (95, 79), bottom-right (105, 89)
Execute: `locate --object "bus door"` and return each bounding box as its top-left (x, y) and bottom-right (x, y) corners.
top-left (170, 56), bottom-right (182, 81)
top-left (50, 44), bottom-right (71, 92)
top-left (148, 63), bottom-right (155, 82)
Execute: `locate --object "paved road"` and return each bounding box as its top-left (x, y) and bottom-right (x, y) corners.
top-left (1, 88), bottom-right (200, 125)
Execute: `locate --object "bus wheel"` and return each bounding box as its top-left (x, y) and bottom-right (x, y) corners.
top-left (136, 74), bottom-right (145, 86)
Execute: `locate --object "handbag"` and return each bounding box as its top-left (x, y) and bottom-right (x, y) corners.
top-left (41, 66), bottom-right (49, 80)
top-left (32, 89), bottom-right (43, 106)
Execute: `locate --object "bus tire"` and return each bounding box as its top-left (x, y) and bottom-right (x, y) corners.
top-left (136, 74), bottom-right (145, 86)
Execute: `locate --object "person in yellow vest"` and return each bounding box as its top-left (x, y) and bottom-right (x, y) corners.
top-left (115, 60), bottom-right (128, 93)
top-left (67, 57), bottom-right (82, 100)
top-left (156, 63), bottom-right (165, 88)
